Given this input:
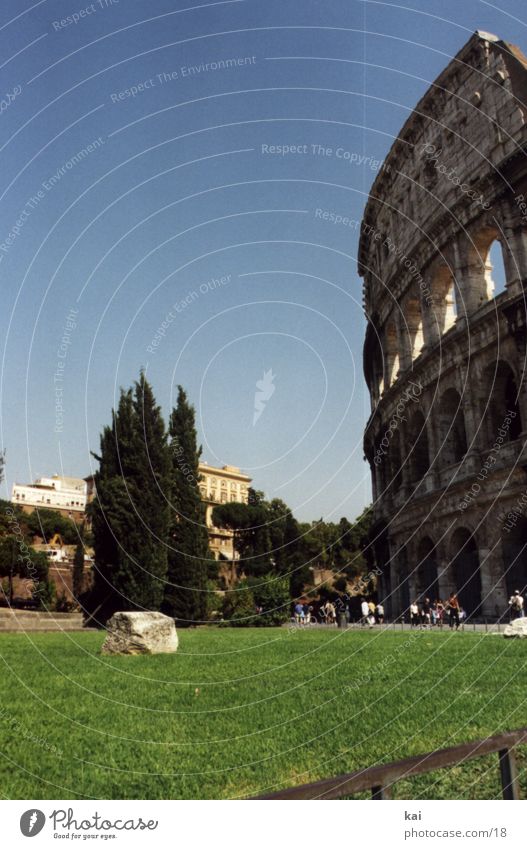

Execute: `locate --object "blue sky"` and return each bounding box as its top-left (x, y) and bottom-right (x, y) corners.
top-left (0, 0), bottom-right (525, 521)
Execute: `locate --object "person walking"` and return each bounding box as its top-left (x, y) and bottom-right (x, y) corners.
top-left (410, 600), bottom-right (420, 628)
top-left (324, 600), bottom-right (336, 625)
top-left (376, 602), bottom-right (384, 624)
top-left (361, 598), bottom-right (369, 627)
top-left (447, 593), bottom-right (460, 630)
top-left (421, 597), bottom-right (432, 629)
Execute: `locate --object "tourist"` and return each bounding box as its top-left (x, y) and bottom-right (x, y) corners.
top-left (447, 593), bottom-right (460, 629)
top-left (508, 590), bottom-right (524, 621)
top-left (324, 599), bottom-right (336, 625)
top-left (410, 600), bottom-right (420, 627)
top-left (430, 601), bottom-right (438, 627)
top-left (361, 598), bottom-right (369, 626)
top-left (436, 600), bottom-right (445, 628)
top-left (294, 602), bottom-right (304, 625)
top-left (421, 597), bottom-right (432, 628)
top-left (376, 601), bottom-right (384, 624)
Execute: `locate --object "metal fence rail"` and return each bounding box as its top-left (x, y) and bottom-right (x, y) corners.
top-left (254, 727), bottom-right (527, 800)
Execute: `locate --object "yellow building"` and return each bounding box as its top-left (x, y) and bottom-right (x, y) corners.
top-left (198, 462), bottom-right (251, 561)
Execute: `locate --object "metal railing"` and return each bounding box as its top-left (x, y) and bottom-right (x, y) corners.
top-left (254, 727), bottom-right (527, 800)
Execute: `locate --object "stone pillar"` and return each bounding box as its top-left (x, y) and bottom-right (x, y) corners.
top-left (395, 305), bottom-right (412, 374)
top-left (424, 406), bottom-right (441, 491)
top-left (479, 545), bottom-right (508, 618)
top-left (420, 290), bottom-right (439, 351)
top-left (452, 239), bottom-right (491, 318)
top-left (397, 418), bottom-right (413, 499)
top-left (438, 556), bottom-right (456, 601)
top-left (501, 225), bottom-right (527, 297)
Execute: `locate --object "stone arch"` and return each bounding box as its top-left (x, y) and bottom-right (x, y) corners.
top-left (462, 224), bottom-right (505, 312)
top-left (406, 410), bottom-right (430, 483)
top-left (483, 360), bottom-right (523, 445)
top-left (416, 536), bottom-right (439, 601)
top-left (488, 238), bottom-right (508, 296)
top-left (502, 515), bottom-right (527, 597)
top-left (450, 527), bottom-right (482, 617)
top-left (438, 387), bottom-right (468, 465)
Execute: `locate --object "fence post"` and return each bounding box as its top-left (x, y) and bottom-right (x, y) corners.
top-left (499, 748), bottom-right (520, 799)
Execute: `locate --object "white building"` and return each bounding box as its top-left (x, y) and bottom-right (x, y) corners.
top-left (11, 475), bottom-right (87, 520)
top-left (198, 463), bottom-right (251, 561)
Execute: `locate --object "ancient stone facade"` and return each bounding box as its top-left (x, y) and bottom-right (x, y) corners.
top-left (360, 32), bottom-right (527, 619)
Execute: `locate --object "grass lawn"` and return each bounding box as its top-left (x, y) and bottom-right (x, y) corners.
top-left (1, 627), bottom-right (526, 799)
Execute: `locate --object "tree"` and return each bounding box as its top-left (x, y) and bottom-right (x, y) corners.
top-left (0, 450), bottom-right (4, 485)
top-left (249, 573), bottom-right (290, 626)
top-left (163, 386), bottom-right (213, 626)
top-left (87, 374), bottom-right (171, 624)
top-left (221, 581), bottom-right (256, 626)
top-left (0, 538), bottom-right (53, 609)
top-left (25, 509), bottom-right (78, 545)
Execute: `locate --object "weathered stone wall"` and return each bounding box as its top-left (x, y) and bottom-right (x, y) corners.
top-left (360, 32), bottom-right (527, 619)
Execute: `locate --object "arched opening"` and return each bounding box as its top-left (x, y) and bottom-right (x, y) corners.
top-left (484, 361), bottom-right (523, 445)
top-left (416, 537), bottom-right (439, 601)
top-left (487, 239), bottom-right (507, 298)
top-left (384, 320), bottom-right (399, 388)
top-left (438, 388), bottom-right (467, 466)
top-left (450, 528), bottom-right (482, 617)
top-left (463, 226), bottom-right (509, 313)
top-left (502, 516), bottom-right (527, 598)
top-left (407, 410), bottom-right (430, 484)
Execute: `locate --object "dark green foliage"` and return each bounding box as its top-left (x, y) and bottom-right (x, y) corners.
top-left (213, 495), bottom-right (373, 605)
top-left (0, 537), bottom-right (52, 609)
top-left (25, 508), bottom-right (78, 545)
top-left (87, 374), bottom-right (171, 625)
top-left (221, 582), bottom-right (255, 626)
top-left (248, 573), bottom-right (290, 626)
top-left (163, 387), bottom-right (214, 626)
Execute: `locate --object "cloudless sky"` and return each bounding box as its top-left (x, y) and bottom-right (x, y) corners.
top-left (1, 0), bottom-right (526, 521)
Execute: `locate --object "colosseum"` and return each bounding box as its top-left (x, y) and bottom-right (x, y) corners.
top-left (361, 31), bottom-right (527, 621)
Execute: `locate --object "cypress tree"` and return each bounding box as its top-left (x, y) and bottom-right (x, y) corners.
top-left (87, 374), bottom-right (170, 624)
top-left (163, 386), bottom-right (213, 625)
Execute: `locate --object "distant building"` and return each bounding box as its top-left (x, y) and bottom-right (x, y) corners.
top-left (11, 475), bottom-right (87, 521)
top-left (198, 462), bottom-right (251, 561)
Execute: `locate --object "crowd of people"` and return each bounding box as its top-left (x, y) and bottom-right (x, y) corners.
top-left (292, 589), bottom-right (526, 628)
top-left (408, 594), bottom-right (465, 629)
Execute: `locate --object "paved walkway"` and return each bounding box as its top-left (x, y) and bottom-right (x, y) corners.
top-left (286, 620), bottom-right (509, 633)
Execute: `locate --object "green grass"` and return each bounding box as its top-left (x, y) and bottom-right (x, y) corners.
top-left (1, 627), bottom-right (527, 799)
